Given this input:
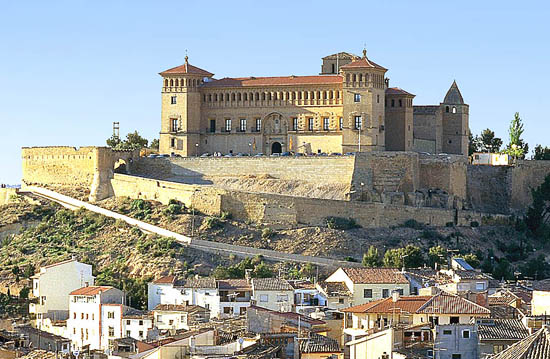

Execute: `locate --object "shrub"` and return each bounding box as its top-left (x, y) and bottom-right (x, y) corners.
top-left (470, 221), bottom-right (479, 228)
top-left (402, 219), bottom-right (426, 230)
top-left (220, 211), bottom-right (232, 220)
top-left (163, 203), bottom-right (183, 216)
top-left (204, 217), bottom-right (223, 229)
top-left (326, 217), bottom-right (360, 230)
top-left (261, 228), bottom-right (276, 240)
top-left (344, 256), bottom-right (358, 262)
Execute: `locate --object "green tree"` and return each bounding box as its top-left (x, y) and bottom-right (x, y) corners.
top-left (428, 246), bottom-right (447, 268)
top-left (524, 173), bottom-right (550, 234)
top-left (479, 129), bottom-right (503, 153)
top-left (383, 245), bottom-right (424, 269)
top-left (106, 131), bottom-right (148, 150)
top-left (468, 130), bottom-right (480, 156)
top-left (504, 112), bottom-right (528, 159)
top-left (362, 246), bottom-right (381, 268)
top-left (533, 145), bottom-right (550, 160)
top-left (519, 254), bottom-right (549, 280)
top-left (150, 138), bottom-right (160, 150)
top-left (456, 253), bottom-right (480, 268)
top-left (492, 258), bottom-right (514, 280)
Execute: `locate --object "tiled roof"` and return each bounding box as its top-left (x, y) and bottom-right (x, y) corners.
top-left (386, 87), bottom-right (415, 96)
top-left (322, 52), bottom-right (358, 60)
top-left (533, 279), bottom-right (550, 292)
top-left (202, 75), bottom-right (342, 88)
top-left (252, 278), bottom-right (293, 291)
top-left (69, 286), bottom-right (114, 296)
top-left (250, 305), bottom-right (325, 325)
top-left (341, 267), bottom-right (409, 284)
top-left (443, 80), bottom-right (464, 105)
top-left (160, 61), bottom-right (213, 77)
top-left (342, 296), bottom-right (431, 314)
top-left (153, 304), bottom-right (206, 313)
top-left (317, 281), bottom-right (351, 297)
top-left (489, 291), bottom-right (519, 306)
top-left (490, 326), bottom-right (550, 359)
top-left (417, 292), bottom-right (490, 315)
top-left (340, 52), bottom-right (386, 71)
top-left (173, 277), bottom-right (217, 289)
top-left (299, 333), bottom-right (340, 353)
top-left (454, 270), bottom-right (492, 280)
top-left (218, 279), bottom-right (251, 290)
top-left (152, 275), bottom-right (176, 284)
top-left (43, 258), bottom-right (76, 269)
top-left (477, 319), bottom-right (529, 341)
top-left (288, 280), bottom-right (316, 290)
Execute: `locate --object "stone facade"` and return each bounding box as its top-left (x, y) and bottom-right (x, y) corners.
top-left (158, 51), bottom-right (468, 157)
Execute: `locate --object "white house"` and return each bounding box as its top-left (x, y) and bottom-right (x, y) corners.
top-left (217, 279), bottom-right (252, 318)
top-left (122, 310), bottom-right (154, 341)
top-left (250, 278), bottom-right (295, 312)
top-left (153, 304), bottom-right (210, 331)
top-left (30, 259), bottom-right (95, 327)
top-left (325, 267), bottom-right (410, 306)
top-left (66, 286), bottom-right (125, 351)
top-left (531, 280), bottom-right (550, 316)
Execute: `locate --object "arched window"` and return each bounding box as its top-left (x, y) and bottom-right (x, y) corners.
top-left (164, 79), bottom-right (168, 86)
top-left (359, 74), bottom-right (363, 82)
top-left (399, 99), bottom-right (402, 107)
top-left (237, 93), bottom-right (241, 101)
top-left (170, 79), bottom-right (174, 86)
top-left (225, 93), bottom-right (229, 101)
top-left (331, 63), bottom-right (335, 73)
top-left (262, 92), bottom-right (266, 101)
top-left (446, 106), bottom-right (449, 113)
top-left (214, 94), bottom-right (218, 101)
top-left (346, 74), bottom-right (350, 83)
top-left (352, 74), bottom-right (357, 82)
top-left (452, 106), bottom-right (457, 113)
top-left (175, 79), bottom-right (179, 86)
top-left (243, 93), bottom-right (248, 101)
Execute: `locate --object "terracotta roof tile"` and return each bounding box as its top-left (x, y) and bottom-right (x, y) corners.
top-left (490, 326), bottom-right (550, 359)
top-left (69, 286), bottom-right (114, 296)
top-left (317, 281), bottom-right (351, 297)
top-left (252, 278), bottom-right (293, 291)
top-left (342, 296), bottom-right (431, 314)
top-left (152, 275), bottom-right (176, 284)
top-left (299, 333), bottom-right (340, 353)
top-left (386, 87), bottom-right (415, 97)
top-left (417, 292), bottom-right (490, 315)
top-left (160, 62), bottom-right (213, 77)
top-left (217, 279), bottom-right (251, 290)
top-left (341, 268), bottom-right (410, 284)
top-left (477, 319), bottom-right (529, 341)
top-left (202, 75), bottom-right (342, 88)
top-left (153, 304), bottom-right (207, 313)
top-left (340, 55), bottom-right (386, 71)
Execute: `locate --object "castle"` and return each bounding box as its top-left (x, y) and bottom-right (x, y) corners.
top-left (158, 51), bottom-right (469, 157)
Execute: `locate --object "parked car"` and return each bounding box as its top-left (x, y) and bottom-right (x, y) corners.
top-left (330, 152), bottom-right (342, 156)
top-left (294, 152), bottom-right (304, 157)
top-left (344, 152), bottom-right (356, 156)
top-left (200, 152), bottom-right (211, 157)
top-left (281, 152), bottom-right (291, 157)
top-left (224, 153), bottom-right (234, 157)
top-left (270, 153), bottom-right (280, 157)
top-left (254, 153), bottom-right (264, 157)
top-left (147, 154), bottom-right (159, 158)
top-left (170, 153), bottom-right (182, 158)
top-left (158, 154), bottom-right (170, 158)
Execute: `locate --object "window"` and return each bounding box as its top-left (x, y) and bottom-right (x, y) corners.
top-left (452, 107), bottom-right (457, 113)
top-left (170, 138), bottom-right (175, 148)
top-left (139, 320), bottom-right (143, 326)
top-left (209, 119), bottom-right (216, 133)
top-left (452, 354), bottom-right (461, 359)
top-left (399, 99), bottom-right (402, 107)
top-left (339, 117), bottom-right (343, 130)
top-left (354, 93), bottom-right (361, 102)
top-left (260, 294), bottom-right (269, 302)
top-left (323, 118), bottom-right (330, 130)
top-left (86, 313), bottom-right (88, 320)
top-left (354, 116), bottom-right (362, 130)
top-left (364, 289), bottom-right (372, 298)
top-left (462, 330), bottom-right (470, 338)
top-left (225, 119), bottom-right (232, 132)
top-left (171, 96), bottom-right (177, 104)
top-left (446, 106), bottom-right (449, 113)
top-left (139, 330), bottom-right (143, 338)
top-left (443, 330), bottom-right (452, 335)
top-left (396, 289), bottom-right (404, 295)
top-left (391, 99), bottom-right (395, 107)
top-left (476, 282), bottom-right (485, 290)
top-left (308, 118), bottom-right (313, 131)
top-left (240, 119), bottom-right (247, 132)
top-left (108, 311), bottom-right (115, 319)
top-left (126, 320), bottom-right (131, 325)
top-left (450, 316), bottom-right (460, 324)
top-left (169, 320), bottom-right (174, 326)
top-left (157, 315), bottom-right (163, 323)
top-left (276, 294), bottom-right (288, 302)
top-left (205, 304), bottom-right (210, 310)
top-left (224, 307), bottom-right (231, 314)
top-left (126, 330), bottom-right (131, 337)
top-left (255, 118), bottom-right (261, 132)
top-left (338, 298), bottom-right (344, 304)
top-left (382, 289), bottom-right (389, 298)
top-left (493, 344), bottom-right (505, 353)
top-left (108, 326), bottom-right (115, 337)
top-left (81, 313), bottom-right (84, 319)
top-left (377, 94), bottom-right (380, 103)
top-left (170, 118), bottom-right (178, 132)
top-left (92, 313), bottom-right (94, 320)
top-left (292, 118), bottom-right (298, 131)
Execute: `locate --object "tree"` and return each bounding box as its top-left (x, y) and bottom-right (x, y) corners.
top-left (106, 131), bottom-right (148, 151)
top-left (468, 130), bottom-right (480, 156)
top-left (524, 173), bottom-right (550, 234)
top-left (150, 138), bottom-right (160, 150)
top-left (504, 112), bottom-right (528, 159)
top-left (362, 246), bottom-right (381, 268)
top-left (479, 129), bottom-right (503, 153)
top-left (383, 245), bottom-right (424, 269)
top-left (428, 246), bottom-right (447, 268)
top-left (533, 145), bottom-right (550, 160)
top-left (456, 253), bottom-right (480, 268)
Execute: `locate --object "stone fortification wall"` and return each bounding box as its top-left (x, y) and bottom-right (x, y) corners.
top-left (111, 174), bottom-right (485, 229)
top-left (510, 160), bottom-right (550, 212)
top-left (0, 188), bottom-right (18, 206)
top-left (419, 154), bottom-right (467, 202)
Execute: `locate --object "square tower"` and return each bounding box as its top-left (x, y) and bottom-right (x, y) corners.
top-left (441, 81), bottom-right (469, 156)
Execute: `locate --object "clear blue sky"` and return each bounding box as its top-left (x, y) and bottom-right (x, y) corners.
top-left (1, 1), bottom-right (549, 184)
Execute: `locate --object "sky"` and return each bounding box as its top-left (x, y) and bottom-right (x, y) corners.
top-left (1, 1), bottom-right (549, 185)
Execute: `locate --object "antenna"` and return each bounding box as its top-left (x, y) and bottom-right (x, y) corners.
top-left (113, 122), bottom-right (120, 138)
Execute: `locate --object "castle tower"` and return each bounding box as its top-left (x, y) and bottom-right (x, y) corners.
top-left (340, 49), bottom-right (387, 153)
top-left (385, 87), bottom-right (415, 151)
top-left (159, 56), bottom-right (214, 156)
top-left (441, 81), bottom-right (469, 156)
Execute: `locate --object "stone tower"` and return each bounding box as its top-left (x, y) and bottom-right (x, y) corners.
top-left (384, 87), bottom-right (415, 151)
top-left (441, 81), bottom-right (469, 156)
top-left (340, 49), bottom-right (387, 153)
top-left (159, 56), bottom-right (214, 156)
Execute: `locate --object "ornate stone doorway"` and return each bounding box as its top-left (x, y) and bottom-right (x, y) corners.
top-left (271, 142), bottom-right (282, 154)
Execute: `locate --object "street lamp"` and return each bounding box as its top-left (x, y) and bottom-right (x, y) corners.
top-left (195, 143), bottom-right (199, 157)
top-left (248, 143), bottom-right (252, 156)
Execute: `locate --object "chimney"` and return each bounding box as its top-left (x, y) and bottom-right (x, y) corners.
top-left (392, 290), bottom-right (400, 303)
top-left (245, 269), bottom-right (252, 284)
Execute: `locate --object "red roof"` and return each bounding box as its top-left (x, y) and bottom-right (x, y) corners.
top-left (69, 286), bottom-right (114, 296)
top-left (152, 275), bottom-right (176, 284)
top-left (417, 292), bottom-right (491, 315)
top-left (342, 296), bottom-right (431, 314)
top-left (202, 75), bottom-right (342, 88)
top-left (341, 268), bottom-right (410, 284)
top-left (160, 59), bottom-right (213, 77)
top-left (340, 51), bottom-right (386, 71)
top-left (386, 87), bottom-right (415, 96)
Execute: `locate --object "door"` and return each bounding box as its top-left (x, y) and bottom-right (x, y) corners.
top-left (271, 142), bottom-right (282, 154)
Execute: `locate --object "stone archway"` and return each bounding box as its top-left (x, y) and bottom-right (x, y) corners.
top-left (271, 142), bottom-right (282, 154)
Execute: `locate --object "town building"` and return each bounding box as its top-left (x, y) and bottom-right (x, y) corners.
top-left (250, 278), bottom-right (295, 312)
top-left (531, 279), bottom-right (550, 316)
top-left (325, 267), bottom-right (411, 306)
top-left (316, 281), bottom-right (352, 310)
top-left (217, 279), bottom-right (252, 318)
top-left (30, 259), bottom-right (94, 327)
top-left (489, 326), bottom-right (550, 359)
top-left (434, 324), bottom-right (478, 359)
top-left (476, 318), bottom-right (529, 356)
top-left (152, 304), bottom-right (209, 331)
top-left (158, 51), bottom-right (468, 157)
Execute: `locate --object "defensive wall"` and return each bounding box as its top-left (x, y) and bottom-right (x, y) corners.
top-left (0, 188), bottom-right (18, 206)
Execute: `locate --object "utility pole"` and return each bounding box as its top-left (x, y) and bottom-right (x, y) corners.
top-left (113, 122), bottom-right (120, 139)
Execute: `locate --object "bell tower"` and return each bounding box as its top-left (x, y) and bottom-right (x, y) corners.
top-left (441, 81), bottom-right (469, 156)
top-left (159, 56), bottom-right (213, 156)
top-left (340, 49), bottom-right (387, 153)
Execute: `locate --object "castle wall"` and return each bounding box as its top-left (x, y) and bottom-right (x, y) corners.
top-left (419, 155), bottom-right (468, 201)
top-left (110, 174), bottom-right (485, 229)
top-left (413, 106), bottom-right (442, 154)
top-left (0, 188), bottom-right (18, 205)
